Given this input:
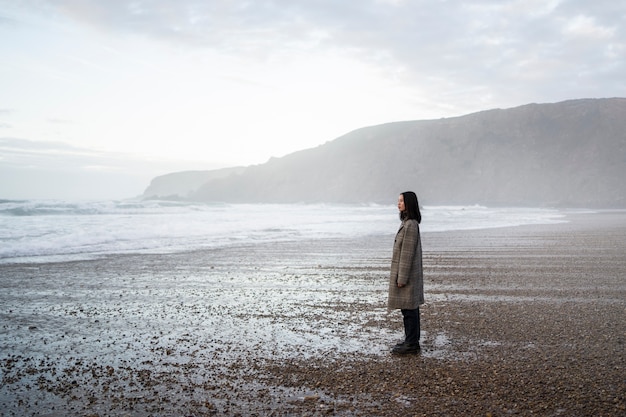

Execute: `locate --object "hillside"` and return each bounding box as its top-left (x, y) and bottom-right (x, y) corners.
top-left (144, 98), bottom-right (626, 207)
top-left (143, 167), bottom-right (246, 200)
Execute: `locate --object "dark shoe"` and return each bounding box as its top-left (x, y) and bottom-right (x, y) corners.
top-left (392, 343), bottom-right (421, 355)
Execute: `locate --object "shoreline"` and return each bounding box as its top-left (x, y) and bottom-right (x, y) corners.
top-left (1, 210), bottom-right (625, 416)
top-left (0, 204), bottom-right (578, 266)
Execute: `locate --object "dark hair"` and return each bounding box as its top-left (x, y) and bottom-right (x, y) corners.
top-left (400, 191), bottom-right (421, 224)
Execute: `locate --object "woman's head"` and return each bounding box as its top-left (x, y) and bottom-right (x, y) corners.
top-left (398, 191), bottom-right (421, 223)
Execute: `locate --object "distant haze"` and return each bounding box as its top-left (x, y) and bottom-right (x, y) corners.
top-left (144, 98), bottom-right (626, 208)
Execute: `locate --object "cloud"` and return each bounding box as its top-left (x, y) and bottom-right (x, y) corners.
top-left (0, 137), bottom-right (216, 200)
top-left (47, 118), bottom-right (74, 124)
top-left (562, 14), bottom-right (614, 39)
top-left (2, 0), bottom-right (624, 200)
top-left (0, 137), bottom-right (109, 169)
top-left (0, 137), bottom-right (174, 174)
top-left (3, 1), bottom-right (625, 163)
top-left (0, 138), bottom-right (139, 199)
top-left (17, 0), bottom-right (618, 106)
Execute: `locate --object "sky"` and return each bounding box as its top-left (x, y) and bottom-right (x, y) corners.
top-left (1, 0), bottom-right (625, 200)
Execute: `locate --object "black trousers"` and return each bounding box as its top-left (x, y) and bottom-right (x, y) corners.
top-left (401, 307), bottom-right (421, 345)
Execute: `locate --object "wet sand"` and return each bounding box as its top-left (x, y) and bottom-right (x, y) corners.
top-left (1, 211), bottom-right (625, 416)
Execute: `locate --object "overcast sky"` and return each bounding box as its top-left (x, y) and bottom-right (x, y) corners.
top-left (1, 0), bottom-right (624, 200)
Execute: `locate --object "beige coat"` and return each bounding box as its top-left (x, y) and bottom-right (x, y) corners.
top-left (388, 219), bottom-right (424, 310)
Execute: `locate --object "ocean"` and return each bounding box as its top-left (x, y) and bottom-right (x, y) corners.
top-left (0, 199), bottom-right (567, 264)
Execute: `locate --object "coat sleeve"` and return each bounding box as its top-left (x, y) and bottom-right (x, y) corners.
top-left (397, 221), bottom-right (418, 285)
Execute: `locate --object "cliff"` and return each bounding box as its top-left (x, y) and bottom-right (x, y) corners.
top-left (144, 98), bottom-right (626, 207)
top-left (143, 167), bottom-right (246, 200)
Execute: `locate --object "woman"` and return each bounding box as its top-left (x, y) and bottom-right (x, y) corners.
top-left (388, 191), bottom-right (424, 354)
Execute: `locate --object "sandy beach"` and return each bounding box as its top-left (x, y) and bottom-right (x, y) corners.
top-left (1, 210), bottom-right (625, 416)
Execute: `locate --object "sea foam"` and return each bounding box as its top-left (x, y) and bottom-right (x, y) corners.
top-left (0, 200), bottom-right (566, 264)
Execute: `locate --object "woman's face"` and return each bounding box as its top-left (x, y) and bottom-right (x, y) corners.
top-left (397, 194), bottom-right (406, 213)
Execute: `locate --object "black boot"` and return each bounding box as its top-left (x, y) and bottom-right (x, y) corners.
top-left (391, 342), bottom-right (421, 355)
